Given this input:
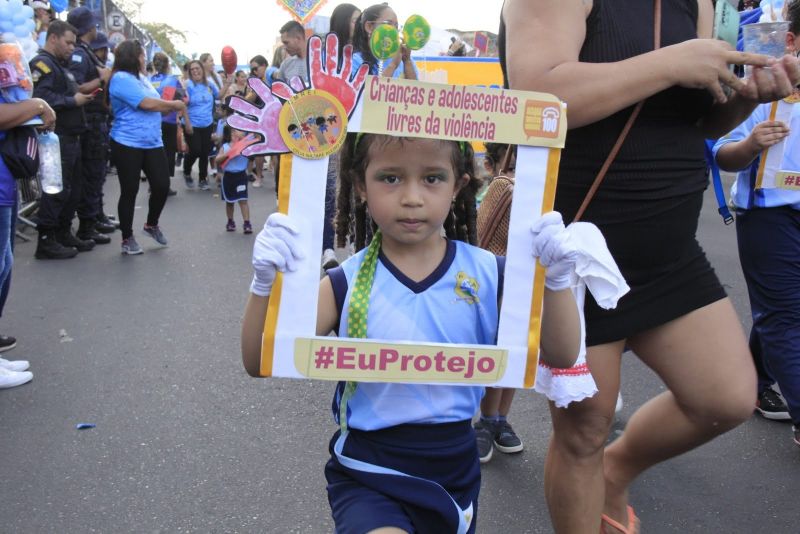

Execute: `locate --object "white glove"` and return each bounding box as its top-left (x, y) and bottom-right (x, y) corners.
top-left (250, 213), bottom-right (305, 296)
top-left (531, 211), bottom-right (578, 291)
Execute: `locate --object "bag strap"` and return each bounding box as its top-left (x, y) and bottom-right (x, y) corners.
top-left (573, 0), bottom-right (662, 222)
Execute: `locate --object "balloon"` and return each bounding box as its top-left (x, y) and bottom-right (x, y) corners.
top-left (221, 45), bottom-right (237, 75)
top-left (13, 24), bottom-right (29, 38)
top-left (23, 18), bottom-right (34, 33)
top-left (12, 12), bottom-right (27, 25)
top-left (369, 24), bottom-right (399, 61)
top-left (1, 32), bottom-right (16, 44)
top-left (50, 0), bottom-right (68, 13)
top-left (20, 37), bottom-right (36, 61)
top-left (0, 3), bottom-right (10, 21)
top-left (402, 15), bottom-right (431, 51)
top-left (8, 0), bottom-right (23, 11)
top-left (20, 5), bottom-right (33, 19)
top-left (0, 21), bottom-right (13, 33)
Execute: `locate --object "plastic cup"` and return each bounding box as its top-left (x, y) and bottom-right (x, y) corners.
top-left (742, 22), bottom-right (789, 56)
top-left (742, 22), bottom-right (789, 77)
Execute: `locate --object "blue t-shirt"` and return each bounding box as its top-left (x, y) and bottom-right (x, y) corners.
top-left (150, 73), bottom-right (182, 125)
top-left (109, 72), bottom-right (163, 149)
top-left (221, 142), bottom-right (248, 173)
top-left (329, 241), bottom-right (502, 431)
top-left (0, 93), bottom-right (19, 206)
top-left (185, 80), bottom-right (218, 128)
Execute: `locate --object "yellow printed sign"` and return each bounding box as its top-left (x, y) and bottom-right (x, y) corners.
top-left (775, 171), bottom-right (800, 190)
top-left (294, 337), bottom-right (508, 384)
top-left (359, 75), bottom-right (567, 148)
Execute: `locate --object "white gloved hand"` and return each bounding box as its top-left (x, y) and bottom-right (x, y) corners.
top-left (531, 211), bottom-right (578, 291)
top-left (250, 213), bottom-right (305, 296)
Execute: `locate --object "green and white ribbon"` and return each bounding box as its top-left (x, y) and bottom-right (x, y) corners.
top-left (338, 231), bottom-right (382, 431)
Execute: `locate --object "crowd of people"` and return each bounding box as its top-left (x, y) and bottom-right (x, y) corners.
top-left (1, 0), bottom-right (799, 533)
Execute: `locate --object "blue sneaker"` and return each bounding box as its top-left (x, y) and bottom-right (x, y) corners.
top-left (143, 225), bottom-right (168, 246)
top-left (473, 420), bottom-right (494, 463)
top-left (493, 419), bottom-right (523, 454)
top-left (121, 237), bottom-right (143, 255)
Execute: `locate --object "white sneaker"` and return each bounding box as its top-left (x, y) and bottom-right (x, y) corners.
top-left (0, 357), bottom-right (29, 372)
top-left (321, 248), bottom-right (339, 270)
top-left (0, 367), bottom-right (32, 389)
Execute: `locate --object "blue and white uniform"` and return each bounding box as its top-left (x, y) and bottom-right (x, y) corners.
top-left (713, 102), bottom-right (800, 428)
top-left (325, 240), bottom-right (503, 534)
top-left (220, 142), bottom-right (249, 203)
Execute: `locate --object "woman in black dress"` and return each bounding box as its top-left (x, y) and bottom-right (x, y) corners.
top-left (502, 1), bottom-right (800, 532)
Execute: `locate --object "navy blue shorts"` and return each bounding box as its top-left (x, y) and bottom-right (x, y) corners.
top-left (325, 420), bottom-right (480, 534)
top-left (221, 171), bottom-right (248, 203)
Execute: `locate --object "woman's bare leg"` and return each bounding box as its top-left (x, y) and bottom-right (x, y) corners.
top-left (545, 340), bottom-right (625, 533)
top-left (602, 299), bottom-right (755, 531)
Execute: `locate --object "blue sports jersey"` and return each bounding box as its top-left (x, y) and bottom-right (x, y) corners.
top-left (714, 102), bottom-right (800, 211)
top-left (328, 240), bottom-right (502, 431)
top-left (109, 72), bottom-right (162, 149)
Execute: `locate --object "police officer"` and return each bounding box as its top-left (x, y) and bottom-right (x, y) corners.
top-left (67, 8), bottom-right (113, 244)
top-left (88, 32), bottom-right (119, 230)
top-left (30, 19), bottom-right (95, 259)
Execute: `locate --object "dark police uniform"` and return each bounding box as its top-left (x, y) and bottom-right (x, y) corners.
top-left (30, 48), bottom-right (87, 233)
top-left (68, 40), bottom-right (109, 231)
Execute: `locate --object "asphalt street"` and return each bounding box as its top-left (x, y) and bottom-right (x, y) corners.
top-left (0, 167), bottom-right (798, 533)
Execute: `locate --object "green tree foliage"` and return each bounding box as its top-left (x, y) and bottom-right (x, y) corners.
top-left (138, 22), bottom-right (186, 60)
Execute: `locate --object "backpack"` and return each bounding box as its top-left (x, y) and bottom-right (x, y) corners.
top-left (0, 126), bottom-right (40, 179)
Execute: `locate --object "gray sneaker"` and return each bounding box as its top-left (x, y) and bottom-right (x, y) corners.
top-left (121, 236), bottom-right (143, 255)
top-left (143, 225), bottom-right (168, 246)
top-left (474, 420), bottom-right (494, 463)
top-left (493, 419), bottom-right (523, 454)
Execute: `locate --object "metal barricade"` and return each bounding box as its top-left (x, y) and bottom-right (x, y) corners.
top-left (16, 172), bottom-right (41, 242)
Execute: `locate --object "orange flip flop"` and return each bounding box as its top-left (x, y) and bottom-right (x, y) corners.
top-left (600, 505), bottom-right (640, 534)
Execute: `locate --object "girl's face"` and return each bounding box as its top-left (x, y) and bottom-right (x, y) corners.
top-left (365, 7), bottom-right (398, 36)
top-left (189, 62), bottom-right (204, 82)
top-left (203, 56), bottom-right (214, 73)
top-left (235, 71), bottom-right (247, 85)
top-left (357, 137), bottom-right (467, 250)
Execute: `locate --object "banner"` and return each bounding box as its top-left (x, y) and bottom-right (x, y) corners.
top-left (86, 0), bottom-right (154, 58)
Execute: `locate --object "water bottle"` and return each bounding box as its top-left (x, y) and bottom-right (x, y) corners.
top-left (37, 131), bottom-right (62, 194)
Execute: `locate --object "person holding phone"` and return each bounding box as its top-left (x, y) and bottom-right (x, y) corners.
top-left (30, 19), bottom-right (97, 259)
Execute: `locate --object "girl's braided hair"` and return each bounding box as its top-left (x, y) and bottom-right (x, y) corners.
top-left (335, 134), bottom-right (482, 252)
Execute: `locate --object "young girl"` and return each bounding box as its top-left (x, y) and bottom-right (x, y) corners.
top-left (241, 134), bottom-right (581, 533)
top-left (214, 125), bottom-right (252, 234)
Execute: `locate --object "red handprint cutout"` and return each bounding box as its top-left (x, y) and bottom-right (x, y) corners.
top-left (272, 33), bottom-right (369, 118)
top-left (226, 77), bottom-right (289, 156)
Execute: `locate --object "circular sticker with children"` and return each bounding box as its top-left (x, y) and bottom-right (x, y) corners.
top-left (278, 89), bottom-right (348, 160)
